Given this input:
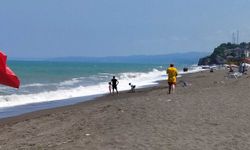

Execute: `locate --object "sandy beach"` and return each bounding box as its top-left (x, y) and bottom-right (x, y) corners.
top-left (1, 69), bottom-right (250, 149)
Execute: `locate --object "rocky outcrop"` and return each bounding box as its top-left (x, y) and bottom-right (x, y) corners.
top-left (198, 55), bottom-right (227, 65)
top-left (198, 42), bottom-right (250, 65)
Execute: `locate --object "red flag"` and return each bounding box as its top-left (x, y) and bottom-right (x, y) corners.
top-left (0, 51), bottom-right (20, 88)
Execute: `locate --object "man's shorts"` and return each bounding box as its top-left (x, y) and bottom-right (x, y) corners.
top-left (112, 85), bottom-right (117, 90)
top-left (168, 82), bottom-right (176, 86)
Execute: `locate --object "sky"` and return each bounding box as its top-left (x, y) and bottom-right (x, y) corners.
top-left (1, 0), bottom-right (250, 58)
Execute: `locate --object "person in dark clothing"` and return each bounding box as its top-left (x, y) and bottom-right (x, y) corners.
top-left (111, 76), bottom-right (119, 94)
top-left (129, 83), bottom-right (136, 92)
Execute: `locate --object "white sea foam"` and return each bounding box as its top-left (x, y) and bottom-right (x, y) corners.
top-left (0, 85), bottom-right (107, 108)
top-left (59, 78), bottom-right (81, 86)
top-left (21, 83), bottom-right (47, 88)
top-left (98, 72), bottom-right (113, 76)
top-left (0, 66), bottom-right (205, 108)
top-left (0, 86), bottom-right (11, 90)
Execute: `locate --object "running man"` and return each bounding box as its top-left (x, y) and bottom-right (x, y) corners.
top-left (167, 64), bottom-right (178, 94)
top-left (111, 76), bottom-right (119, 94)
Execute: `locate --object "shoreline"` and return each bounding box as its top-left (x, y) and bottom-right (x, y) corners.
top-left (0, 80), bottom-right (160, 120)
top-left (0, 68), bottom-right (197, 122)
top-left (0, 78), bottom-right (168, 125)
top-left (0, 64), bottom-right (202, 110)
top-left (0, 68), bottom-right (202, 119)
top-left (1, 69), bottom-right (250, 149)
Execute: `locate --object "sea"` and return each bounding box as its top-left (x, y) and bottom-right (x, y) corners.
top-left (0, 60), bottom-right (204, 119)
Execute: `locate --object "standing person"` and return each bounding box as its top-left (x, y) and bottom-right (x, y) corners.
top-left (111, 76), bottom-right (119, 94)
top-left (167, 64), bottom-right (178, 94)
top-left (108, 82), bottom-right (112, 94)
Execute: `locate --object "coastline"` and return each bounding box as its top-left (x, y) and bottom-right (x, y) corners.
top-left (1, 69), bottom-right (250, 149)
top-left (0, 66), bottom-right (202, 119)
top-left (0, 78), bottom-right (167, 125)
top-left (0, 67), bottom-right (198, 121)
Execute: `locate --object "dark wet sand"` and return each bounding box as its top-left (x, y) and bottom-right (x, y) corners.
top-left (1, 69), bottom-right (250, 150)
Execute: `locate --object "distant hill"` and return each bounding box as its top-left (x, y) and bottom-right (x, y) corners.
top-left (48, 52), bottom-right (208, 65)
top-left (198, 42), bottom-right (250, 65)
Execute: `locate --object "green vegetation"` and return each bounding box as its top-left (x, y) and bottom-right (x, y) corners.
top-left (198, 42), bottom-right (250, 65)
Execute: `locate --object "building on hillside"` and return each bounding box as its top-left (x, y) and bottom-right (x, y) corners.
top-left (231, 48), bottom-right (250, 58)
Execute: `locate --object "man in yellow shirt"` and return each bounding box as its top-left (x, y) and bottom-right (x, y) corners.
top-left (167, 64), bottom-right (178, 94)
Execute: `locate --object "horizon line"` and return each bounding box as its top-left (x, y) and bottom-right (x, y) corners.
top-left (9, 51), bottom-right (209, 61)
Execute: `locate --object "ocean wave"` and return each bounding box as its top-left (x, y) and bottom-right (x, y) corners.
top-left (58, 78), bottom-right (82, 86)
top-left (21, 83), bottom-right (48, 88)
top-left (0, 85), bottom-right (107, 108)
top-left (98, 72), bottom-right (113, 76)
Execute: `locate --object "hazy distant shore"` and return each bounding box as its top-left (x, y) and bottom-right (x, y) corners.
top-left (1, 69), bottom-right (250, 149)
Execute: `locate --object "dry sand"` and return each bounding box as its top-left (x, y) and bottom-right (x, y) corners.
top-left (1, 69), bottom-right (250, 149)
